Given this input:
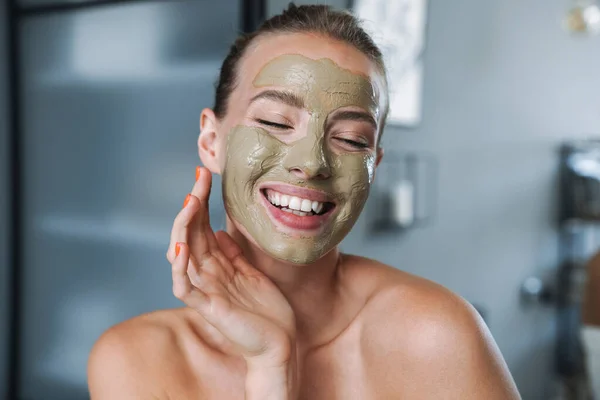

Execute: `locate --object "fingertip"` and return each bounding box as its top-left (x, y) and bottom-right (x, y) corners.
top-left (175, 242), bottom-right (182, 257)
top-left (200, 166), bottom-right (212, 185)
top-left (197, 166), bottom-right (210, 182)
top-left (191, 167), bottom-right (212, 200)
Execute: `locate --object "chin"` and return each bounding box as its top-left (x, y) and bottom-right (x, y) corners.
top-left (226, 214), bottom-right (334, 265)
top-left (267, 245), bottom-right (327, 266)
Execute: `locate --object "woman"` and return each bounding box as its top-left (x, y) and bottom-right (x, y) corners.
top-left (88, 4), bottom-right (520, 399)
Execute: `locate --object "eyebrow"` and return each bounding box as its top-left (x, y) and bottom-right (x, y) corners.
top-left (249, 90), bottom-right (305, 109)
top-left (250, 90), bottom-right (378, 129)
top-left (327, 110), bottom-right (377, 129)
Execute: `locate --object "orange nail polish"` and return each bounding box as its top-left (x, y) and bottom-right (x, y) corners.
top-left (183, 194), bottom-right (191, 208)
top-left (175, 243), bottom-right (181, 257)
top-left (196, 166), bottom-right (201, 181)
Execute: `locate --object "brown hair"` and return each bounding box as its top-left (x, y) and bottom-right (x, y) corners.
top-left (213, 3), bottom-right (389, 128)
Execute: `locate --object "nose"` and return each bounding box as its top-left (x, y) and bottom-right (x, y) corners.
top-left (283, 136), bottom-right (331, 180)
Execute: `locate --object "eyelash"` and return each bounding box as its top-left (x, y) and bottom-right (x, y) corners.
top-left (256, 119), bottom-right (369, 150)
top-left (256, 119), bottom-right (292, 130)
top-left (337, 138), bottom-right (369, 149)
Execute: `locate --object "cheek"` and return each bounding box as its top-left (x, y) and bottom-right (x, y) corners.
top-left (223, 125), bottom-right (286, 194)
top-left (218, 138), bottom-right (229, 172)
top-left (224, 132), bottom-right (257, 198)
top-left (332, 153), bottom-right (376, 199)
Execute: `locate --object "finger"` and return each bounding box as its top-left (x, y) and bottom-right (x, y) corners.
top-left (172, 242), bottom-right (193, 299)
top-left (187, 246), bottom-right (234, 287)
top-left (214, 231), bottom-right (258, 276)
top-left (188, 166), bottom-right (220, 252)
top-left (166, 194), bottom-right (201, 262)
top-left (172, 242), bottom-right (211, 312)
top-left (190, 166), bottom-right (212, 228)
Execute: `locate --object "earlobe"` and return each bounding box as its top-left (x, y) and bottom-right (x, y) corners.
top-left (375, 147), bottom-right (384, 168)
top-left (198, 108), bottom-right (221, 174)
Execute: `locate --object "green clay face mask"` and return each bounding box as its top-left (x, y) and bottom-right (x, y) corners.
top-left (222, 54), bottom-right (379, 264)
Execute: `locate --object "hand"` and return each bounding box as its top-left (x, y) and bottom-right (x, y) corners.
top-left (166, 167), bottom-right (296, 367)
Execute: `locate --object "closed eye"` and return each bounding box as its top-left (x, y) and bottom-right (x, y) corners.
top-left (335, 138), bottom-right (369, 149)
top-left (256, 119), bottom-right (292, 130)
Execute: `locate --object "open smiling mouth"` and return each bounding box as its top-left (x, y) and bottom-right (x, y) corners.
top-left (260, 189), bottom-right (336, 217)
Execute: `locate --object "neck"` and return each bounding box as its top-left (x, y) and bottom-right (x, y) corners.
top-left (226, 218), bottom-right (342, 346)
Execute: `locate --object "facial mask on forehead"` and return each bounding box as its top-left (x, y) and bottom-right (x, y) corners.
top-left (222, 54), bottom-right (378, 264)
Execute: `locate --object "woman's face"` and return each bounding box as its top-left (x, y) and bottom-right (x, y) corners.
top-left (200, 33), bottom-right (387, 264)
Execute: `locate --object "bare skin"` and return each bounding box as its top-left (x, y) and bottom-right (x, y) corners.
top-left (88, 33), bottom-right (521, 399)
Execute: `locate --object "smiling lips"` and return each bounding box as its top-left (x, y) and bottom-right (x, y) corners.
top-left (265, 189), bottom-right (325, 216)
top-left (260, 185), bottom-right (336, 231)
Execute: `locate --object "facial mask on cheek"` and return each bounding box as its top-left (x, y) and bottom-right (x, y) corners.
top-left (221, 54), bottom-right (378, 264)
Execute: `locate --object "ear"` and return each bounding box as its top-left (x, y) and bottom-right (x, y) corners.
top-left (371, 146), bottom-right (384, 183)
top-left (198, 108), bottom-right (221, 174)
top-left (375, 146), bottom-right (384, 168)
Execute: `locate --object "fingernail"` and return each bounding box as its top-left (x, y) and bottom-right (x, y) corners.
top-left (196, 166), bottom-right (201, 181)
top-left (175, 243), bottom-right (181, 257)
top-left (183, 194), bottom-right (191, 208)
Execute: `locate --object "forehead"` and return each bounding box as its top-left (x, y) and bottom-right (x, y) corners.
top-left (253, 54), bottom-right (378, 114)
top-left (237, 33), bottom-right (385, 111)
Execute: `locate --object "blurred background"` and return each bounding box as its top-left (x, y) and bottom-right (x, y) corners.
top-left (1, 0), bottom-right (600, 399)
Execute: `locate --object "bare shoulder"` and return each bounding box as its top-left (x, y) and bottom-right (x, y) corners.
top-left (349, 254), bottom-right (477, 318)
top-left (87, 308), bottom-right (199, 399)
top-left (341, 253), bottom-right (469, 315)
top-left (342, 254), bottom-right (521, 399)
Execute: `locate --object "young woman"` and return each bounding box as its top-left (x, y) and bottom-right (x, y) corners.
top-left (88, 4), bottom-right (520, 399)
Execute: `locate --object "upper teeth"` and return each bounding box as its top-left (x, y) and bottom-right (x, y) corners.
top-left (266, 190), bottom-right (325, 214)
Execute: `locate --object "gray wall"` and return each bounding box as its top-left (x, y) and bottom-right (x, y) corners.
top-left (0, 0), bottom-right (10, 398)
top-left (270, 0), bottom-right (600, 399)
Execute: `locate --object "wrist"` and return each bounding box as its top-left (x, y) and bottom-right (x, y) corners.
top-left (245, 332), bottom-right (295, 369)
top-left (245, 343), bottom-right (299, 400)
top-left (245, 364), bottom-right (295, 400)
